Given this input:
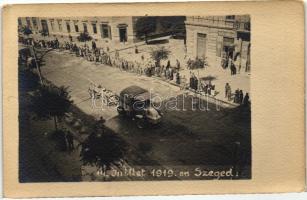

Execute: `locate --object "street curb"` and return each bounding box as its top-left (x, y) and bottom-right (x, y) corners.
top-left (153, 76), bottom-right (238, 108)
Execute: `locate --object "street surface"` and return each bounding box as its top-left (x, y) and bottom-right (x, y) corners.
top-left (38, 49), bottom-right (251, 180)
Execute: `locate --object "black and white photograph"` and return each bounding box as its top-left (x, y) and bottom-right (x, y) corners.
top-left (18, 15), bottom-right (251, 182)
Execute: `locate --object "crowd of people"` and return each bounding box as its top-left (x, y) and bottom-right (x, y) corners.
top-left (225, 83), bottom-right (250, 106)
top-left (189, 73), bottom-right (217, 96)
top-left (221, 52), bottom-right (242, 76)
top-left (19, 35), bottom-right (250, 106)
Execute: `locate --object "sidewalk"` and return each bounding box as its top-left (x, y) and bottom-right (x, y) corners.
top-left (27, 33), bottom-right (250, 109)
top-left (102, 38), bottom-right (250, 107)
top-left (45, 48), bottom-right (246, 109)
top-left (25, 34), bottom-right (250, 107)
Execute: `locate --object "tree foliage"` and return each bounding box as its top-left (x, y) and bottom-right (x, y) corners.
top-left (77, 31), bottom-right (92, 43)
top-left (150, 46), bottom-right (171, 65)
top-left (80, 131), bottom-right (128, 169)
top-left (31, 85), bottom-right (73, 130)
top-left (187, 58), bottom-right (207, 69)
top-left (19, 69), bottom-right (40, 92)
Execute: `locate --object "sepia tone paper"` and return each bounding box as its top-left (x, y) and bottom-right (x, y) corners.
top-left (2, 1), bottom-right (305, 197)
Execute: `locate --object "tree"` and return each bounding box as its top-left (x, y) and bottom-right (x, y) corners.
top-left (80, 131), bottom-right (128, 169)
top-left (135, 17), bottom-right (157, 44)
top-left (31, 85), bottom-right (73, 131)
top-left (77, 31), bottom-right (92, 44)
top-left (19, 69), bottom-right (40, 92)
top-left (150, 46), bottom-right (171, 67)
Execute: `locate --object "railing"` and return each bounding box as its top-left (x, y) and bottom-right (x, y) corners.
top-left (186, 16), bottom-right (250, 31)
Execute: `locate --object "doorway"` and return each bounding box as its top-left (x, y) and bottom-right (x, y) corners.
top-left (222, 37), bottom-right (235, 58)
top-left (197, 33), bottom-right (207, 59)
top-left (119, 27), bottom-right (127, 43)
top-left (41, 20), bottom-right (49, 35)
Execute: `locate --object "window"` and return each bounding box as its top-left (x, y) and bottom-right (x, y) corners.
top-left (32, 18), bottom-right (38, 29)
top-left (244, 22), bottom-right (250, 31)
top-left (66, 21), bottom-right (71, 33)
top-left (117, 24), bottom-right (128, 42)
top-left (58, 20), bottom-right (62, 31)
top-left (26, 17), bottom-right (31, 28)
top-left (226, 15), bottom-right (235, 20)
top-left (18, 18), bottom-right (22, 26)
top-left (101, 24), bottom-right (111, 38)
top-left (223, 37), bottom-right (234, 46)
top-left (83, 23), bottom-right (88, 32)
top-left (50, 20), bottom-right (55, 31)
top-left (92, 23), bottom-right (97, 34)
top-left (74, 23), bottom-right (79, 32)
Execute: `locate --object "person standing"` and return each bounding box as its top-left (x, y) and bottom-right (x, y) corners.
top-left (225, 83), bottom-right (230, 98)
top-left (66, 130), bottom-right (74, 151)
top-left (243, 93), bottom-right (250, 106)
top-left (115, 49), bottom-right (120, 59)
top-left (239, 90), bottom-right (244, 104)
top-left (176, 59), bottom-right (180, 71)
top-left (166, 60), bottom-right (171, 69)
top-left (190, 73), bottom-right (194, 89)
top-left (166, 68), bottom-right (170, 79)
top-left (92, 41), bottom-right (96, 50)
top-left (170, 68), bottom-right (174, 80)
top-left (69, 34), bottom-right (73, 42)
top-left (234, 89), bottom-right (240, 103)
top-left (135, 45), bottom-right (139, 54)
top-left (194, 76), bottom-right (198, 91)
top-left (176, 72), bottom-right (180, 85)
top-left (228, 85), bottom-right (232, 101)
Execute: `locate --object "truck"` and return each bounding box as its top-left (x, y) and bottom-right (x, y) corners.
top-left (117, 85), bottom-right (162, 128)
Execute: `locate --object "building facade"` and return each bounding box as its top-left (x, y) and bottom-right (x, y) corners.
top-left (19, 17), bottom-right (141, 48)
top-left (185, 15), bottom-right (251, 72)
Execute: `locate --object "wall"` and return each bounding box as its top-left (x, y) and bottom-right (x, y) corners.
top-left (186, 23), bottom-right (236, 67)
top-left (19, 17), bottom-right (138, 50)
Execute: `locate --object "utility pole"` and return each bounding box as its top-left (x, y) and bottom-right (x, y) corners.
top-left (29, 45), bottom-right (43, 85)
